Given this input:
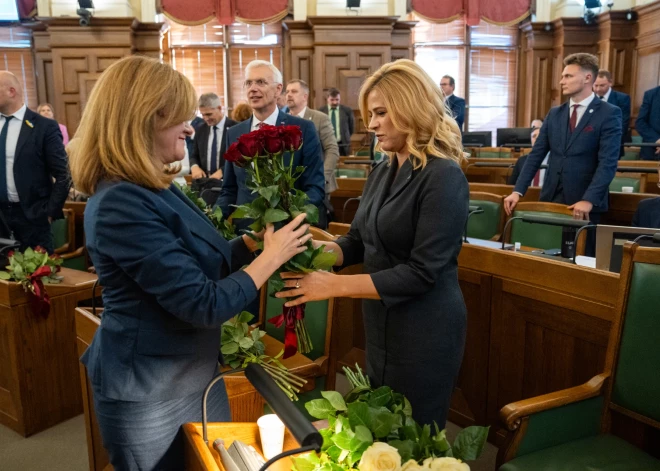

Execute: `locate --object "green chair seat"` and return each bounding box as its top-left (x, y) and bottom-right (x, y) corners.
top-left (610, 177), bottom-right (640, 193)
top-left (510, 210), bottom-right (573, 250)
top-left (51, 218), bottom-right (68, 251)
top-left (631, 135), bottom-right (643, 144)
top-left (621, 151), bottom-right (639, 161)
top-left (500, 434), bottom-right (660, 471)
top-left (62, 255), bottom-right (87, 271)
top-left (467, 199), bottom-right (501, 240)
top-left (355, 150), bottom-right (370, 157)
top-left (336, 168), bottom-right (367, 178)
top-left (478, 151), bottom-right (506, 158)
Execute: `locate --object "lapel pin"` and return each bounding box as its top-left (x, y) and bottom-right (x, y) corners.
top-left (25, 120), bottom-right (34, 128)
top-left (589, 109), bottom-right (594, 114)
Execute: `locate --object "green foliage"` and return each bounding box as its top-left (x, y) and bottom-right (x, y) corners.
top-left (296, 365), bottom-right (490, 471)
top-left (174, 182), bottom-right (237, 240)
top-left (0, 248), bottom-right (64, 293)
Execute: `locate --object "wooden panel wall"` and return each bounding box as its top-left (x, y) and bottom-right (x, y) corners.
top-left (631, 1), bottom-right (660, 123)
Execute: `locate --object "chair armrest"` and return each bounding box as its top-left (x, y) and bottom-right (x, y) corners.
top-left (500, 373), bottom-right (608, 431)
top-left (60, 246), bottom-right (85, 260)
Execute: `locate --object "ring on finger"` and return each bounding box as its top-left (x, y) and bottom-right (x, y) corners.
top-left (295, 281), bottom-right (300, 289)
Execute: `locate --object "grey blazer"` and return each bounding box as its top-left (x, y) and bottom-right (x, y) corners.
top-left (302, 108), bottom-right (340, 193)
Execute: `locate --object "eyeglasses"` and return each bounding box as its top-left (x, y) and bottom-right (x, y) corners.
top-left (243, 79), bottom-right (272, 88)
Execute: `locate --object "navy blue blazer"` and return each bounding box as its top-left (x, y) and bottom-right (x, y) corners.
top-left (632, 197), bottom-right (660, 229)
top-left (605, 90), bottom-right (631, 156)
top-left (446, 95), bottom-right (465, 131)
top-left (217, 111), bottom-right (325, 223)
top-left (81, 181), bottom-right (257, 402)
top-left (635, 86), bottom-right (660, 161)
top-left (11, 108), bottom-right (70, 222)
top-left (514, 97), bottom-right (622, 213)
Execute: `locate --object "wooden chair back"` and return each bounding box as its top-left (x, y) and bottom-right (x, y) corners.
top-left (327, 222), bottom-right (351, 237)
top-left (467, 191), bottom-right (505, 240)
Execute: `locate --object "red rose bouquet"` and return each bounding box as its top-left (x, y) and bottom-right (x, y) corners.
top-left (227, 124), bottom-right (337, 358)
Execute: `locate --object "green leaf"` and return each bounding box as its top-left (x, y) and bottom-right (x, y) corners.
top-left (369, 407), bottom-right (396, 439)
top-left (432, 428), bottom-right (451, 454)
top-left (388, 440), bottom-right (415, 463)
top-left (367, 386), bottom-right (392, 408)
top-left (264, 208), bottom-right (290, 224)
top-left (349, 425), bottom-right (373, 453)
top-left (452, 426), bottom-right (490, 461)
top-left (237, 311), bottom-right (254, 324)
top-left (319, 428), bottom-right (334, 450)
top-left (337, 449), bottom-right (349, 463)
top-left (347, 401), bottom-right (371, 429)
top-left (258, 186), bottom-right (281, 208)
top-left (402, 397), bottom-right (413, 417)
top-left (230, 205), bottom-right (253, 219)
top-left (303, 204), bottom-right (319, 224)
top-left (331, 430), bottom-right (354, 451)
top-left (311, 252), bottom-right (337, 271)
top-left (325, 446), bottom-right (342, 462)
top-left (292, 456), bottom-right (317, 471)
top-left (238, 337), bottom-right (254, 350)
top-left (305, 398), bottom-right (336, 419)
top-left (0, 271), bottom-right (11, 280)
top-left (321, 391), bottom-right (348, 411)
top-left (220, 342), bottom-right (239, 355)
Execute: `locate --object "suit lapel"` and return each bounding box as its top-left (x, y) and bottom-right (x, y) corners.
top-left (558, 102), bottom-right (570, 152)
top-left (566, 99), bottom-right (600, 151)
top-left (13, 111), bottom-right (35, 163)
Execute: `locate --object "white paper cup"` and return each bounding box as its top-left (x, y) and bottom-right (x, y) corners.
top-left (257, 414), bottom-right (285, 460)
top-left (621, 186), bottom-right (634, 193)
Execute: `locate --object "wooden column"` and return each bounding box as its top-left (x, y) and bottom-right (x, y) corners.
top-left (631, 1), bottom-right (660, 125)
top-left (597, 11), bottom-right (636, 97)
top-left (517, 22), bottom-right (555, 126)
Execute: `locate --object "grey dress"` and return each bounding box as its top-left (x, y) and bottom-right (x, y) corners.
top-left (336, 156), bottom-right (468, 428)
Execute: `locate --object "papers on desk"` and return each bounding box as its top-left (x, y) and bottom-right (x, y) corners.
top-left (575, 255), bottom-right (596, 268)
top-left (464, 237), bottom-right (514, 250)
top-left (217, 439), bottom-right (266, 471)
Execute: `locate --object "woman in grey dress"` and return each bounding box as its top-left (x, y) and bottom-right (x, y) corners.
top-left (277, 59), bottom-right (468, 428)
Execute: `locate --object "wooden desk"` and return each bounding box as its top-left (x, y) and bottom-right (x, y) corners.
top-left (330, 178), bottom-right (365, 223)
top-left (463, 159), bottom-right (518, 185)
top-left (331, 244), bottom-right (619, 444)
top-left (0, 268), bottom-right (97, 436)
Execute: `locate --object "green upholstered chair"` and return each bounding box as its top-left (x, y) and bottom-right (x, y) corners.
top-left (497, 243), bottom-right (660, 470)
top-left (52, 208), bottom-right (87, 270)
top-left (354, 149), bottom-right (370, 157)
top-left (621, 147), bottom-right (640, 161)
top-left (631, 135), bottom-right (643, 144)
top-left (336, 168), bottom-right (367, 178)
top-left (477, 147), bottom-right (513, 159)
top-left (609, 175), bottom-right (642, 193)
top-left (467, 192), bottom-right (504, 240)
top-left (506, 202), bottom-right (575, 251)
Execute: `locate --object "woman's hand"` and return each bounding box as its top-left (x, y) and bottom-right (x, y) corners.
top-left (275, 271), bottom-right (340, 307)
top-left (262, 213), bottom-right (312, 267)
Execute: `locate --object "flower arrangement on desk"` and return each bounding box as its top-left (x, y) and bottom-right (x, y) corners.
top-left (226, 124), bottom-right (337, 359)
top-left (292, 366), bottom-right (489, 471)
top-left (175, 182), bottom-right (237, 240)
top-left (0, 247), bottom-right (63, 318)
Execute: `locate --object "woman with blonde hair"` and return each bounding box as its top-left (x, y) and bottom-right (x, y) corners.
top-left (231, 101), bottom-right (252, 122)
top-left (70, 55), bottom-right (312, 470)
top-left (277, 59), bottom-right (468, 427)
top-left (37, 102), bottom-right (69, 144)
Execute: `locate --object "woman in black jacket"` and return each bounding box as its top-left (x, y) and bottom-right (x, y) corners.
top-left (277, 59), bottom-right (469, 428)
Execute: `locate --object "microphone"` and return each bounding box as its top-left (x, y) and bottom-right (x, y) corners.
top-left (572, 224), bottom-right (597, 263)
top-left (632, 232), bottom-right (660, 244)
top-left (464, 206), bottom-right (484, 243)
top-left (501, 214), bottom-right (591, 251)
top-left (342, 196), bottom-right (361, 215)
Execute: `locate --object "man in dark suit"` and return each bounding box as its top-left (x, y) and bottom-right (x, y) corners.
top-left (189, 93), bottom-right (236, 181)
top-left (593, 69), bottom-right (630, 158)
top-left (0, 71), bottom-right (69, 253)
top-left (504, 53), bottom-right (622, 255)
top-left (508, 127), bottom-right (549, 187)
top-left (217, 61), bottom-right (325, 229)
top-left (440, 75), bottom-right (465, 131)
top-left (635, 85), bottom-right (660, 161)
top-left (319, 88), bottom-right (354, 156)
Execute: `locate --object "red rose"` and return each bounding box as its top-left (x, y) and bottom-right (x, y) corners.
top-left (34, 246), bottom-right (46, 254)
top-left (7, 250), bottom-right (14, 258)
top-left (280, 125), bottom-right (303, 152)
top-left (261, 125), bottom-right (283, 155)
top-left (237, 132), bottom-right (264, 158)
top-left (224, 142), bottom-right (248, 167)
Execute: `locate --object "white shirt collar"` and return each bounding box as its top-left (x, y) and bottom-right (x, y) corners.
top-left (252, 107), bottom-right (280, 130)
top-left (211, 116), bottom-right (226, 130)
top-left (601, 88), bottom-right (612, 102)
top-left (296, 106), bottom-right (307, 118)
top-left (569, 93), bottom-right (596, 109)
top-left (445, 93), bottom-right (454, 99)
top-left (3, 103), bottom-right (27, 121)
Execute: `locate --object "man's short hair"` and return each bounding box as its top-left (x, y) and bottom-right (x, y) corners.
top-left (245, 60), bottom-right (283, 85)
top-left (199, 93), bottom-right (221, 108)
top-left (288, 79), bottom-right (310, 95)
top-left (563, 53), bottom-right (599, 82)
top-left (328, 88), bottom-right (340, 98)
top-left (597, 69), bottom-right (612, 82)
top-left (442, 75), bottom-right (455, 87)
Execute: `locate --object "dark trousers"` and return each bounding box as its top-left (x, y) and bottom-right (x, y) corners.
top-left (0, 202), bottom-right (53, 253)
top-left (338, 143), bottom-right (351, 157)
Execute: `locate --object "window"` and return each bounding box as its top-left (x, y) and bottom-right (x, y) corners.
top-left (412, 16), bottom-right (519, 145)
top-left (0, 26), bottom-right (37, 109)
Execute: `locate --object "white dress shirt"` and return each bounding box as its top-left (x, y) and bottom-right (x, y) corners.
top-left (250, 107), bottom-right (279, 132)
top-left (569, 93), bottom-right (596, 128)
top-left (1, 104), bottom-right (27, 202)
top-left (295, 106), bottom-right (307, 119)
top-left (538, 153), bottom-right (549, 187)
top-left (600, 88), bottom-right (612, 102)
top-left (205, 116), bottom-right (226, 173)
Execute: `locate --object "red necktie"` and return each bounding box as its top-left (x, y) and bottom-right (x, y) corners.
top-left (532, 169), bottom-right (541, 186)
top-left (569, 104), bottom-right (579, 133)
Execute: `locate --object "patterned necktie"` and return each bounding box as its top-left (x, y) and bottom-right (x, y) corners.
top-left (209, 125), bottom-right (218, 174)
top-left (569, 104), bottom-right (579, 133)
top-left (0, 115), bottom-right (14, 202)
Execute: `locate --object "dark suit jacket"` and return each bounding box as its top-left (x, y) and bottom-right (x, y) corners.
top-left (335, 156), bottom-right (468, 426)
top-left (319, 104), bottom-right (355, 145)
top-left (605, 89), bottom-right (631, 156)
top-left (217, 111), bottom-right (325, 226)
top-left (10, 108), bottom-right (70, 222)
top-left (446, 95), bottom-right (466, 131)
top-left (190, 118), bottom-right (237, 174)
top-left (508, 155), bottom-right (527, 186)
top-left (514, 97), bottom-right (622, 213)
top-left (81, 181), bottom-right (257, 401)
top-left (635, 86), bottom-right (660, 161)
top-left (632, 197), bottom-right (660, 229)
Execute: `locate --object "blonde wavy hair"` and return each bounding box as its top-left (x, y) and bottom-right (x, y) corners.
top-left (359, 59), bottom-right (464, 169)
top-left (69, 55), bottom-right (196, 195)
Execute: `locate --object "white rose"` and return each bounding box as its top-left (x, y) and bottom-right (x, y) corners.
top-left (358, 443), bottom-right (402, 471)
top-left (401, 460), bottom-right (425, 471)
top-left (423, 457), bottom-right (469, 471)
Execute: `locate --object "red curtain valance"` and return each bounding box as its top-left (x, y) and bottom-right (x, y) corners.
top-left (160, 0), bottom-right (288, 26)
top-left (413, 0), bottom-right (530, 26)
top-left (18, 0), bottom-right (37, 19)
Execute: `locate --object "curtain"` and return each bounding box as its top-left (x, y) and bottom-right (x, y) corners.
top-left (412, 0), bottom-right (530, 26)
top-left (18, 0), bottom-right (37, 19)
top-left (160, 0), bottom-right (288, 26)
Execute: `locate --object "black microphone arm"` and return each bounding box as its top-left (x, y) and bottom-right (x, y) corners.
top-left (342, 196), bottom-right (362, 215)
top-left (464, 206), bottom-right (484, 243)
top-left (572, 224), bottom-right (597, 263)
top-left (501, 214), bottom-right (590, 250)
top-left (202, 367), bottom-right (245, 444)
top-left (632, 232), bottom-right (660, 244)
top-left (614, 166), bottom-right (660, 174)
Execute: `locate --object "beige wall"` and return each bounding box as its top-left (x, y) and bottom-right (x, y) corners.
top-left (36, 0), bottom-right (156, 22)
top-left (294, 0), bottom-right (406, 20)
top-left (535, 0), bottom-right (653, 22)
